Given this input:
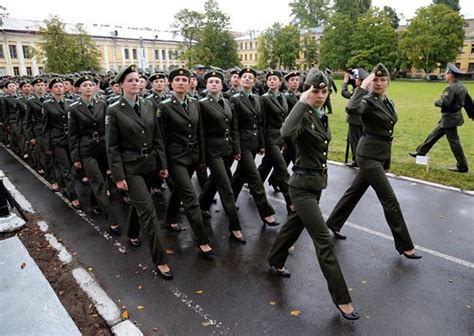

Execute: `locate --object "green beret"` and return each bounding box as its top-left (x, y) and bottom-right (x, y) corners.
top-left (114, 64), bottom-right (138, 84)
top-left (92, 77), bottom-right (100, 85)
top-left (204, 71), bottom-right (224, 82)
top-left (139, 73), bottom-right (149, 81)
top-left (190, 72), bottom-right (198, 79)
top-left (304, 68), bottom-right (329, 89)
top-left (74, 75), bottom-right (94, 87)
top-left (149, 72), bottom-right (167, 82)
top-left (169, 68), bottom-right (191, 81)
top-left (266, 70), bottom-right (283, 80)
top-left (372, 63), bottom-right (390, 77)
top-left (48, 77), bottom-right (63, 89)
top-left (31, 78), bottom-right (43, 86)
top-left (3, 80), bottom-right (15, 88)
top-left (239, 67), bottom-right (257, 77)
top-left (284, 71), bottom-right (300, 81)
top-left (228, 68), bottom-right (240, 76)
top-left (19, 81), bottom-right (29, 88)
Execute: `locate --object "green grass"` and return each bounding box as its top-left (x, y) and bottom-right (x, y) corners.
top-left (328, 80), bottom-right (474, 191)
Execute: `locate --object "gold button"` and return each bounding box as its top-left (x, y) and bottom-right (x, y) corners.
top-left (323, 152), bottom-right (327, 156)
top-left (389, 130), bottom-right (392, 134)
top-left (324, 140), bottom-right (328, 144)
top-left (225, 128), bottom-right (229, 132)
top-left (188, 124), bottom-right (192, 127)
top-left (188, 134), bottom-right (192, 138)
top-left (390, 121), bottom-right (393, 124)
top-left (253, 132), bottom-right (257, 136)
top-left (225, 118), bottom-right (229, 122)
top-left (141, 130), bottom-right (144, 134)
top-left (144, 143), bottom-right (147, 146)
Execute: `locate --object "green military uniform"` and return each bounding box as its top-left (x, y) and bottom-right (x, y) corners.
top-left (413, 63), bottom-right (469, 172)
top-left (198, 73), bottom-right (241, 232)
top-left (159, 87), bottom-right (211, 245)
top-left (16, 91), bottom-right (31, 157)
top-left (257, 71), bottom-right (292, 210)
top-left (69, 77), bottom-right (118, 228)
top-left (326, 64), bottom-right (415, 254)
top-left (106, 66), bottom-right (168, 266)
top-left (322, 69), bottom-right (337, 114)
top-left (42, 86), bottom-right (78, 201)
top-left (268, 69), bottom-right (352, 305)
top-left (2, 90), bottom-right (19, 151)
top-left (230, 68), bottom-right (275, 219)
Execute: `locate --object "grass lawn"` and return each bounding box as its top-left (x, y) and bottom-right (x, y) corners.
top-left (328, 79), bottom-right (474, 191)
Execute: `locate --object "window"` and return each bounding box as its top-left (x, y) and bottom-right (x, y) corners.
top-left (244, 54), bottom-right (247, 61)
top-left (124, 48), bottom-right (130, 59)
top-left (132, 49), bottom-right (137, 59)
top-left (22, 45), bottom-right (32, 59)
top-left (249, 54), bottom-right (252, 61)
top-left (9, 45), bottom-right (17, 58)
top-left (26, 67), bottom-right (32, 76)
top-left (0, 67), bottom-right (6, 75)
top-left (0, 45), bottom-right (4, 58)
top-left (471, 45), bottom-right (474, 54)
top-left (468, 63), bottom-right (474, 73)
top-left (239, 54), bottom-right (242, 60)
top-left (38, 67), bottom-right (43, 74)
top-left (13, 66), bottom-right (20, 76)
top-left (162, 50), bottom-right (166, 60)
top-left (244, 42), bottom-right (248, 50)
top-left (255, 53), bottom-right (258, 61)
top-left (250, 41), bottom-right (253, 49)
top-left (240, 43), bottom-right (243, 50)
top-left (155, 49), bottom-right (159, 60)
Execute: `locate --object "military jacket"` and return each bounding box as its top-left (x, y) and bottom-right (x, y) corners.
top-left (223, 87), bottom-right (239, 100)
top-left (281, 101), bottom-right (330, 191)
top-left (347, 87), bottom-right (397, 164)
top-left (25, 95), bottom-right (45, 140)
top-left (284, 90), bottom-right (301, 113)
top-left (435, 79), bottom-right (466, 128)
top-left (341, 83), bottom-right (362, 125)
top-left (42, 98), bottom-right (70, 151)
top-left (105, 96), bottom-right (166, 181)
top-left (107, 95), bottom-right (121, 106)
top-left (229, 92), bottom-right (264, 154)
top-left (261, 90), bottom-right (289, 146)
top-left (2, 94), bottom-right (18, 124)
top-left (158, 94), bottom-right (205, 167)
top-left (68, 98), bottom-right (107, 162)
top-left (16, 96), bottom-right (30, 131)
top-left (199, 95), bottom-right (238, 161)
top-left (146, 91), bottom-right (170, 111)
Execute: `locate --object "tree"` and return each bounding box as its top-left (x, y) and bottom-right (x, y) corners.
top-left (382, 6), bottom-right (400, 29)
top-left (433, 0), bottom-right (460, 12)
top-left (347, 8), bottom-right (399, 73)
top-left (257, 23), bottom-right (283, 69)
top-left (301, 31), bottom-right (319, 68)
top-left (171, 9), bottom-right (203, 65)
top-left (70, 24), bottom-right (100, 71)
top-left (399, 4), bottom-right (466, 74)
top-left (289, 0), bottom-right (330, 27)
top-left (332, 0), bottom-right (371, 21)
top-left (256, 23), bottom-right (301, 69)
top-left (318, 13), bottom-right (354, 70)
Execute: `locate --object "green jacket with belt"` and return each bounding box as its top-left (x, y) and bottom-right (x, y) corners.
top-left (42, 98), bottom-right (69, 151)
top-left (435, 79), bottom-right (466, 128)
top-left (25, 95), bottom-right (44, 140)
top-left (261, 90), bottom-right (288, 146)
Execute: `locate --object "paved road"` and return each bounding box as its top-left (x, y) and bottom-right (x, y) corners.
top-left (1, 147), bottom-right (473, 335)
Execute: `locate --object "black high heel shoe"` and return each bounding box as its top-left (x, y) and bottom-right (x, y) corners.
top-left (109, 225), bottom-right (121, 236)
top-left (269, 265), bottom-right (291, 277)
top-left (336, 305), bottom-right (360, 320)
top-left (166, 223), bottom-right (183, 232)
top-left (329, 227), bottom-right (347, 240)
top-left (401, 251), bottom-right (422, 259)
top-left (262, 218), bottom-right (280, 227)
top-left (128, 238), bottom-right (141, 247)
top-left (156, 266), bottom-right (174, 280)
top-left (198, 245), bottom-right (214, 256)
top-left (229, 233), bottom-right (246, 244)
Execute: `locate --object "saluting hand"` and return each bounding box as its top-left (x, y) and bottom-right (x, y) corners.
top-left (361, 73), bottom-right (375, 91)
top-left (299, 85), bottom-right (313, 104)
top-left (116, 180), bottom-right (128, 191)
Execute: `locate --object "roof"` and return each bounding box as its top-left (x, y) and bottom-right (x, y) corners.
top-left (0, 17), bottom-right (185, 43)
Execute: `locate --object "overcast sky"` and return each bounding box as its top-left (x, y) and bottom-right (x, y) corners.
top-left (2, 0), bottom-right (474, 32)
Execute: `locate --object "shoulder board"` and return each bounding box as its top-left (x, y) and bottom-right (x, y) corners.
top-left (199, 97), bottom-right (209, 103)
top-left (231, 92), bottom-right (241, 98)
top-left (109, 99), bottom-right (121, 108)
top-left (188, 96), bottom-right (197, 101)
top-left (43, 98), bottom-right (53, 104)
top-left (161, 97), bottom-right (172, 105)
top-left (69, 101), bottom-right (79, 108)
top-left (262, 93), bottom-right (270, 97)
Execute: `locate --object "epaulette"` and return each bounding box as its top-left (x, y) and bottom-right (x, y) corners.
top-left (231, 92), bottom-right (241, 98)
top-left (188, 96), bottom-right (197, 101)
top-left (161, 98), bottom-right (172, 105)
top-left (199, 97), bottom-right (209, 103)
top-left (69, 100), bottom-right (79, 108)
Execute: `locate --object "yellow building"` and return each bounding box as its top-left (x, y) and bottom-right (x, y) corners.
top-left (235, 30), bottom-right (260, 68)
top-left (0, 17), bottom-right (186, 76)
top-left (455, 18), bottom-right (474, 73)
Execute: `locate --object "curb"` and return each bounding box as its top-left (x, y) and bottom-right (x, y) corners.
top-left (2, 170), bottom-right (143, 336)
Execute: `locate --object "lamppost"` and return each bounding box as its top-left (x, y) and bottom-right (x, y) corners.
top-left (110, 29), bottom-right (118, 71)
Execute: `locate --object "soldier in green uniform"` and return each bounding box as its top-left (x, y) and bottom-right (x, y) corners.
top-left (268, 69), bottom-right (359, 320)
top-left (2, 80), bottom-right (18, 151)
top-left (158, 68), bottom-right (213, 255)
top-left (409, 63), bottom-right (470, 172)
top-left (63, 77), bottom-right (78, 101)
top-left (325, 64), bottom-right (421, 261)
top-left (42, 78), bottom-right (81, 209)
top-left (68, 75), bottom-right (120, 234)
top-left (105, 64), bottom-right (173, 279)
top-left (146, 73), bottom-right (170, 110)
top-left (230, 68), bottom-right (278, 229)
top-left (106, 79), bottom-right (122, 106)
top-left (16, 81), bottom-right (32, 159)
top-left (198, 70), bottom-right (248, 242)
top-left (257, 70), bottom-right (293, 214)
top-left (223, 68), bottom-right (240, 99)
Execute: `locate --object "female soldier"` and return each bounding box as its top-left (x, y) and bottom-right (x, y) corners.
top-left (230, 68), bottom-right (278, 231)
top-left (105, 65), bottom-right (173, 279)
top-left (42, 78), bottom-right (81, 209)
top-left (198, 71), bottom-right (246, 242)
top-left (325, 64), bottom-right (421, 260)
top-left (268, 69), bottom-right (359, 320)
top-left (68, 75), bottom-right (120, 235)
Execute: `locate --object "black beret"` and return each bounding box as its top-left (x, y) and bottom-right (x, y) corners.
top-left (114, 64), bottom-right (138, 84)
top-left (109, 79), bottom-right (116, 86)
top-left (239, 67), bottom-right (257, 77)
top-left (194, 64), bottom-right (206, 70)
top-left (139, 73), bottom-right (149, 81)
top-left (74, 75), bottom-right (94, 87)
top-left (92, 77), bottom-right (100, 85)
top-left (304, 68), bottom-right (329, 89)
top-left (266, 70), bottom-right (283, 80)
top-left (372, 63), bottom-right (390, 77)
top-left (169, 68), bottom-right (191, 81)
top-left (204, 71), bottom-right (224, 82)
top-left (228, 68), bottom-right (240, 76)
top-left (49, 77), bottom-right (63, 89)
top-left (63, 77), bottom-right (74, 85)
top-left (2, 80), bottom-right (15, 88)
top-left (149, 72), bottom-right (167, 82)
top-left (284, 71), bottom-right (300, 81)
top-left (19, 81), bottom-right (29, 88)
top-left (30, 77), bottom-right (43, 86)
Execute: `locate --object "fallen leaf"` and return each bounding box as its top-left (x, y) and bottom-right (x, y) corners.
top-left (448, 279), bottom-right (454, 283)
top-left (269, 301), bottom-right (276, 306)
top-left (153, 327), bottom-right (159, 331)
top-left (59, 291), bottom-right (65, 295)
top-left (196, 290), bottom-right (204, 294)
top-left (121, 305), bottom-right (126, 309)
top-left (121, 311), bottom-right (129, 320)
top-left (87, 267), bottom-right (93, 272)
top-left (202, 321), bottom-right (211, 327)
top-left (362, 280), bottom-right (367, 284)
top-left (290, 309), bottom-right (301, 316)
top-left (348, 288), bottom-right (354, 292)
top-left (466, 305), bottom-right (471, 309)
top-left (137, 305), bottom-right (145, 311)
top-left (20, 262), bottom-right (26, 269)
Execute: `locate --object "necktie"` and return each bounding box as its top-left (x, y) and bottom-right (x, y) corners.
top-left (59, 101), bottom-right (65, 111)
top-left (321, 115), bottom-right (328, 131)
top-left (277, 95), bottom-right (283, 107)
top-left (88, 104), bottom-right (94, 114)
top-left (133, 104), bottom-right (140, 117)
top-left (182, 102), bottom-right (188, 113)
top-left (218, 99), bottom-right (224, 109)
top-left (249, 95), bottom-right (255, 108)
top-left (39, 97), bottom-right (44, 103)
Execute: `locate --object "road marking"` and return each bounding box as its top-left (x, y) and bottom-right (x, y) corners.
top-left (45, 232), bottom-right (73, 264)
top-left (2, 175), bottom-right (35, 213)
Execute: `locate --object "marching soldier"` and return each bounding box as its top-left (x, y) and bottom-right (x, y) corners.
top-left (63, 77), bottom-right (78, 101)
top-left (146, 72), bottom-right (170, 110)
top-left (105, 64), bottom-right (173, 279)
top-left (16, 81), bottom-right (32, 159)
top-left (223, 68), bottom-right (240, 99)
top-left (325, 64), bottom-right (421, 261)
top-left (268, 69), bottom-right (359, 320)
top-left (323, 68), bottom-right (337, 114)
top-left (409, 63), bottom-right (470, 173)
top-left (106, 79), bottom-right (122, 105)
top-left (230, 68), bottom-right (278, 230)
top-left (68, 75), bottom-right (120, 234)
top-left (2, 80), bottom-right (18, 151)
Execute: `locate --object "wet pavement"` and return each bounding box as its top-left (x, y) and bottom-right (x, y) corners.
top-left (1, 147), bottom-right (473, 335)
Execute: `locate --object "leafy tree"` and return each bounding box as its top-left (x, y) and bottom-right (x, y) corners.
top-left (171, 9), bottom-right (203, 64)
top-left (318, 13), bottom-right (354, 70)
top-left (289, 0), bottom-right (330, 27)
top-left (301, 31), bottom-right (319, 68)
top-left (256, 23), bottom-right (301, 69)
top-left (399, 4), bottom-right (466, 74)
top-left (433, 0), bottom-right (460, 12)
top-left (70, 23), bottom-right (100, 71)
top-left (332, 0), bottom-right (371, 21)
top-left (382, 6), bottom-right (400, 29)
top-left (347, 8), bottom-right (399, 73)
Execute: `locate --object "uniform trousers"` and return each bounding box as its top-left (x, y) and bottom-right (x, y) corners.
top-left (268, 186), bottom-right (352, 305)
top-left (51, 144), bottom-right (77, 201)
top-left (348, 124), bottom-right (363, 163)
top-left (326, 156), bottom-right (415, 253)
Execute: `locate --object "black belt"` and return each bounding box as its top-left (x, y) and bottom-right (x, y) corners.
top-left (292, 165), bottom-right (327, 176)
top-left (84, 131), bottom-right (102, 141)
top-left (186, 141), bottom-right (198, 150)
top-left (362, 132), bottom-right (393, 143)
top-left (125, 147), bottom-right (153, 156)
